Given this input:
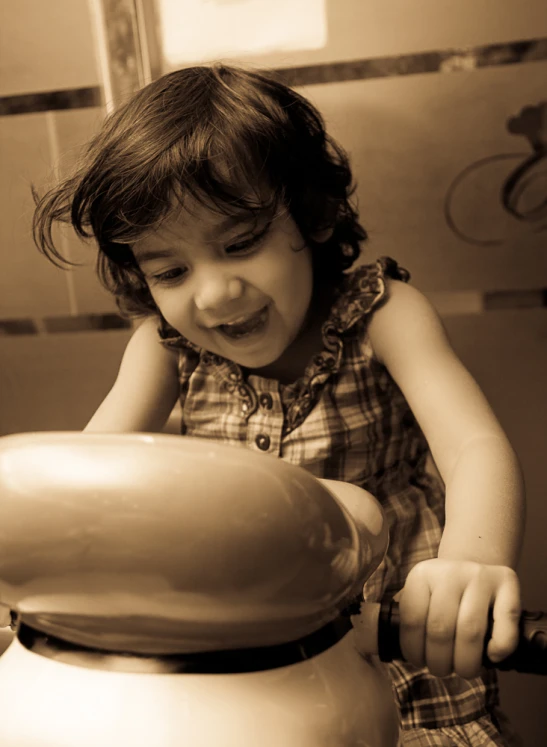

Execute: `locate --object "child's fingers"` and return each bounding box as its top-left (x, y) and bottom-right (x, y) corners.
top-left (424, 586), bottom-right (463, 677)
top-left (486, 571), bottom-right (521, 663)
top-left (398, 576), bottom-right (430, 668)
top-left (397, 566), bottom-right (464, 672)
top-left (453, 580), bottom-right (491, 679)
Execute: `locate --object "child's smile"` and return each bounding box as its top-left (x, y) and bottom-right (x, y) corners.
top-left (132, 200), bottom-right (314, 372)
top-left (214, 304), bottom-right (270, 341)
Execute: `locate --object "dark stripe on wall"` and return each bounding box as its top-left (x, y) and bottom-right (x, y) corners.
top-left (43, 313), bottom-right (132, 334)
top-left (483, 288), bottom-right (547, 311)
top-left (1, 37), bottom-right (546, 116)
top-left (1, 290), bottom-right (546, 337)
top-left (0, 314), bottom-right (132, 337)
top-left (0, 319), bottom-right (39, 336)
top-left (0, 86), bottom-right (102, 116)
top-left (275, 37), bottom-right (547, 87)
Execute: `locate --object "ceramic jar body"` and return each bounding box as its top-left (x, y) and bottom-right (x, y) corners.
top-left (0, 633), bottom-right (399, 747)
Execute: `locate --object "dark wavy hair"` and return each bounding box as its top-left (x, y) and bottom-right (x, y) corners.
top-left (33, 64), bottom-right (367, 317)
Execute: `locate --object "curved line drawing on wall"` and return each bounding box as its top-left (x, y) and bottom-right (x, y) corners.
top-left (444, 102), bottom-right (547, 247)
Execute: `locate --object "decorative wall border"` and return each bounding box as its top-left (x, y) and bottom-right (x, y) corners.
top-left (0, 313), bottom-right (132, 337)
top-left (1, 288), bottom-right (545, 337)
top-left (0, 87), bottom-right (102, 116)
top-left (2, 35), bottom-right (546, 116)
top-left (275, 37), bottom-right (547, 87)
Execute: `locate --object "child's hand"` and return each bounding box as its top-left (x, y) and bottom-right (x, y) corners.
top-left (397, 558), bottom-right (521, 679)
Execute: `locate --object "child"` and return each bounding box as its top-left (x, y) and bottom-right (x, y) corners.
top-left (34, 64), bottom-right (525, 746)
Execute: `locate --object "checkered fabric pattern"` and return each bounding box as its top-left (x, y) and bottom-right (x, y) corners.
top-left (159, 257), bottom-right (518, 746)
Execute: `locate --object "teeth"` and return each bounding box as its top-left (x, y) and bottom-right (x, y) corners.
top-left (217, 307), bottom-right (267, 339)
top-left (224, 314), bottom-right (252, 327)
top-left (221, 309), bottom-right (262, 327)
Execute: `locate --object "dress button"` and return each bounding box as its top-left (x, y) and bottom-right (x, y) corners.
top-left (259, 392), bottom-right (273, 410)
top-left (255, 434), bottom-right (271, 451)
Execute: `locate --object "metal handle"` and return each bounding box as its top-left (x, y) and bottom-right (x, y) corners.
top-left (377, 599), bottom-right (547, 676)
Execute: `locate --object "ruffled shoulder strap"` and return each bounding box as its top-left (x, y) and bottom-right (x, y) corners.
top-left (157, 317), bottom-right (201, 354)
top-left (282, 257), bottom-right (410, 435)
top-left (328, 256), bottom-right (410, 334)
top-left (155, 317), bottom-right (202, 409)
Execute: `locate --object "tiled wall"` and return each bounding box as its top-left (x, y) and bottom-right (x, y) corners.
top-left (1, 1), bottom-right (546, 741)
top-left (0, 0), bottom-right (128, 437)
top-left (0, 0), bottom-right (116, 322)
top-left (2, 0), bottom-right (546, 353)
top-left (0, 0), bottom-right (101, 97)
top-left (0, 107), bottom-right (117, 320)
top-left (302, 61), bottom-right (547, 292)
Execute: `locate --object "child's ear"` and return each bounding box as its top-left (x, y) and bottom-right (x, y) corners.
top-left (311, 225), bottom-right (334, 243)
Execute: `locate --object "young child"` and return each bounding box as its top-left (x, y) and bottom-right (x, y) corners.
top-left (34, 64), bottom-right (525, 746)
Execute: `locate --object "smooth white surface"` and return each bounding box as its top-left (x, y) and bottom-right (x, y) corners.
top-left (0, 618), bottom-right (398, 746)
top-left (0, 433), bottom-right (383, 652)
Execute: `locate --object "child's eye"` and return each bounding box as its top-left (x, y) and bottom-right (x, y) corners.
top-left (225, 224), bottom-right (271, 255)
top-left (150, 267), bottom-right (186, 285)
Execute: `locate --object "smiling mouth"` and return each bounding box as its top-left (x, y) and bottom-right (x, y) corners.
top-left (217, 307), bottom-right (269, 340)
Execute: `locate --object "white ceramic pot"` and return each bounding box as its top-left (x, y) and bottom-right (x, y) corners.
top-left (0, 432), bottom-right (399, 746)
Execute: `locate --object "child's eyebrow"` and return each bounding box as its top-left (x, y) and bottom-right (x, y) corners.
top-left (207, 211), bottom-right (261, 240)
top-left (133, 248), bottom-right (174, 265)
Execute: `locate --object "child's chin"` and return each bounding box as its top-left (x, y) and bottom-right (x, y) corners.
top-left (230, 345), bottom-right (283, 371)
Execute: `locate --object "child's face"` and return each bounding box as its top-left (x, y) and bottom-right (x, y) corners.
top-left (132, 199), bottom-right (314, 369)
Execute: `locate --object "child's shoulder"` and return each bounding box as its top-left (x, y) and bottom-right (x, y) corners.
top-left (328, 256), bottom-right (411, 335)
top-left (343, 256), bottom-right (410, 294)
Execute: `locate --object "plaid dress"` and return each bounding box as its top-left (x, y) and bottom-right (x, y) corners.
top-left (159, 256), bottom-right (519, 746)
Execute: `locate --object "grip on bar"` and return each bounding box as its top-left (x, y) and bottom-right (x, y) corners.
top-left (376, 599), bottom-right (547, 676)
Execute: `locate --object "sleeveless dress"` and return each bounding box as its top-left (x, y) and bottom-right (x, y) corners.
top-left (158, 256), bottom-right (519, 746)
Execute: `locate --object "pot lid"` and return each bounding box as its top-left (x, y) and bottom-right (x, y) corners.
top-left (0, 432), bottom-right (368, 654)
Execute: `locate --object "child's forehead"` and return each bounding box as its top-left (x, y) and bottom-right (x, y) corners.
top-left (133, 196), bottom-right (275, 247)
top-left (174, 199), bottom-right (263, 230)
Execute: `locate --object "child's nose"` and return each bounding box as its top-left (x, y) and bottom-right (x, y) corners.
top-left (194, 274), bottom-right (243, 311)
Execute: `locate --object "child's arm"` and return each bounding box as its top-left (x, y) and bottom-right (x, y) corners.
top-left (85, 316), bottom-right (180, 433)
top-left (368, 279), bottom-right (525, 679)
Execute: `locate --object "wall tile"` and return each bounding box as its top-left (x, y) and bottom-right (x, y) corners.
top-left (0, 113), bottom-right (72, 317)
top-left (0, 0), bottom-right (100, 96)
top-left (301, 61), bottom-right (547, 291)
top-left (0, 330), bottom-right (131, 435)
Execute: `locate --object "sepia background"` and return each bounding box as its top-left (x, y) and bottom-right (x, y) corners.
top-left (1, 1), bottom-right (546, 743)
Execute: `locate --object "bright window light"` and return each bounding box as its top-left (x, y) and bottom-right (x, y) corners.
top-left (157, 0), bottom-right (327, 65)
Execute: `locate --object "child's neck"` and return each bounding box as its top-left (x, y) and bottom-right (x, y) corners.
top-left (244, 286), bottom-right (335, 385)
